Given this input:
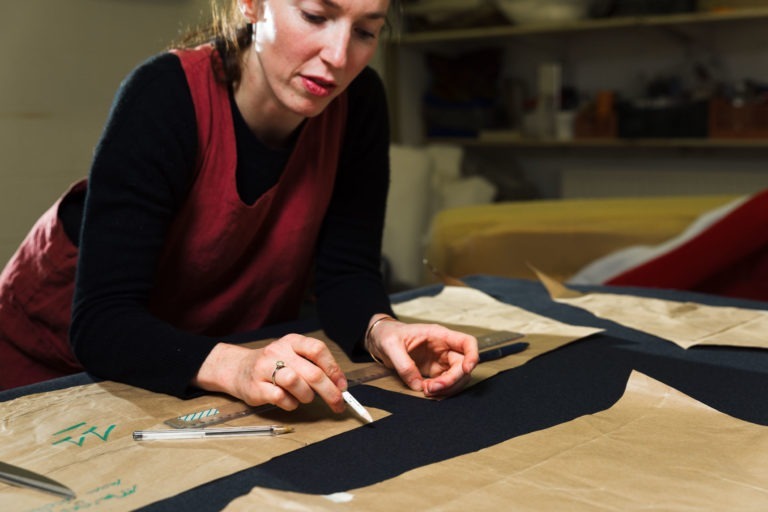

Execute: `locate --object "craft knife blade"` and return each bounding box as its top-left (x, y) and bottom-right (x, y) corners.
top-left (0, 460), bottom-right (76, 499)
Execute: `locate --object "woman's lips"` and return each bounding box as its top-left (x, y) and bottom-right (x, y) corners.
top-left (301, 75), bottom-right (337, 97)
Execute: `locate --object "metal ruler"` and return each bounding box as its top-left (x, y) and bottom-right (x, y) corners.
top-left (476, 330), bottom-right (524, 351)
top-left (164, 330), bottom-right (524, 429)
top-left (163, 364), bottom-right (392, 429)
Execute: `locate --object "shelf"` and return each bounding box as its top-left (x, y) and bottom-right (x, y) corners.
top-left (396, 7), bottom-right (768, 45)
top-left (387, 7), bottom-right (768, 156)
top-left (426, 137), bottom-right (768, 150)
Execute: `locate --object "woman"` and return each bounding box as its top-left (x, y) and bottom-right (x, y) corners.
top-left (0, 0), bottom-right (478, 415)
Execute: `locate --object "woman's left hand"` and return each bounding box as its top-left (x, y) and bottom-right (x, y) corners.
top-left (365, 316), bottom-right (479, 398)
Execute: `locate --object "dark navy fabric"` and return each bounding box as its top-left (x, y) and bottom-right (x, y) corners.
top-left (3, 276), bottom-right (767, 511)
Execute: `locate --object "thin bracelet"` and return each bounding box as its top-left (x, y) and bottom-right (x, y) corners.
top-left (365, 315), bottom-right (395, 365)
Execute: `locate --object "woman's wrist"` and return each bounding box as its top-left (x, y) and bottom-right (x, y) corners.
top-left (192, 342), bottom-right (246, 395)
top-left (364, 314), bottom-right (396, 365)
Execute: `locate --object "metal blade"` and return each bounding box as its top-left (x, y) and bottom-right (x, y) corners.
top-left (0, 461), bottom-right (75, 499)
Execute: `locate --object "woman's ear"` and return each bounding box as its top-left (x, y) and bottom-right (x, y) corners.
top-left (238, 0), bottom-right (261, 23)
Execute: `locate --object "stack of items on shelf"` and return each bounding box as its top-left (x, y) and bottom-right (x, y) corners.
top-left (709, 81), bottom-right (768, 139)
top-left (575, 78), bottom-right (768, 140)
top-left (494, 0), bottom-right (697, 25)
top-left (494, 0), bottom-right (593, 24)
top-left (401, 0), bottom-right (506, 32)
top-left (422, 48), bottom-right (507, 138)
top-left (700, 0), bottom-right (768, 11)
top-left (406, 0), bottom-right (768, 142)
top-left (589, 0), bottom-right (697, 17)
top-left (615, 73), bottom-right (711, 139)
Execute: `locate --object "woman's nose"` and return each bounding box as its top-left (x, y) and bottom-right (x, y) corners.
top-left (320, 25), bottom-right (350, 69)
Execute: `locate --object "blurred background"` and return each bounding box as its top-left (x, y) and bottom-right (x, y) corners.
top-left (2, 1), bottom-right (768, 291)
top-left (0, 1), bottom-right (212, 266)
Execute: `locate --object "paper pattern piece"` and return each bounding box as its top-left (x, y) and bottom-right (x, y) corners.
top-left (223, 371), bottom-right (768, 511)
top-left (371, 286), bottom-right (602, 396)
top-left (0, 354), bottom-right (389, 512)
top-left (536, 269), bottom-right (768, 350)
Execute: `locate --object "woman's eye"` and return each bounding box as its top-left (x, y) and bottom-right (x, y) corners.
top-left (301, 11), bottom-right (326, 24)
top-left (356, 28), bottom-right (376, 40)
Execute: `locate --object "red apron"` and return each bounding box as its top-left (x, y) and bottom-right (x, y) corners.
top-left (0, 180), bottom-right (86, 387)
top-left (0, 45), bottom-right (347, 387)
top-left (150, 46), bottom-right (347, 335)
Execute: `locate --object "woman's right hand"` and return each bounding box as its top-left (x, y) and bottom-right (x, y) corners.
top-left (193, 335), bottom-right (349, 413)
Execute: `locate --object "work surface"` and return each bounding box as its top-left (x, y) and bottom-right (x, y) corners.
top-left (2, 276), bottom-right (767, 511)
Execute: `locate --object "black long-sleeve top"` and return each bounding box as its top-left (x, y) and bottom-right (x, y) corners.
top-left (67, 52), bottom-right (394, 397)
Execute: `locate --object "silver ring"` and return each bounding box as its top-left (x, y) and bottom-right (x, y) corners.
top-left (271, 360), bottom-right (286, 386)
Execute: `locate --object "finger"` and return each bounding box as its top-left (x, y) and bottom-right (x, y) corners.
top-left (245, 381), bottom-right (300, 411)
top-left (290, 335), bottom-right (348, 391)
top-left (423, 358), bottom-right (473, 397)
top-left (424, 371), bottom-right (472, 398)
top-left (462, 338), bottom-right (480, 374)
top-left (286, 357), bottom-right (346, 413)
top-left (269, 362), bottom-right (316, 405)
top-left (270, 386), bottom-right (301, 411)
top-left (258, 337), bottom-right (336, 411)
top-left (437, 329), bottom-right (480, 372)
top-left (386, 347), bottom-right (424, 392)
top-left (272, 336), bottom-right (345, 413)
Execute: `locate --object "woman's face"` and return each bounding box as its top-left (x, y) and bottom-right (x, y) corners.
top-left (244, 0), bottom-right (389, 120)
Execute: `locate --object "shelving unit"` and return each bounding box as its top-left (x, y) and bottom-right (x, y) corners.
top-left (384, 7), bottom-right (768, 149)
top-left (429, 136), bottom-right (768, 149)
top-left (396, 7), bottom-right (768, 45)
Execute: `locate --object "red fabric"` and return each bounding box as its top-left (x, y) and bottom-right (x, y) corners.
top-left (150, 45), bottom-right (347, 335)
top-left (607, 188), bottom-right (768, 302)
top-left (0, 181), bottom-right (86, 388)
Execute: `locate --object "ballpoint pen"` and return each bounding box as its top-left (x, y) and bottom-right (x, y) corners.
top-left (132, 425), bottom-right (294, 441)
top-left (479, 341), bottom-right (529, 363)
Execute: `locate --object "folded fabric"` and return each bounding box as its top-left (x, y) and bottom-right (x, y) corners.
top-left (583, 189), bottom-right (768, 302)
top-left (568, 196), bottom-right (746, 285)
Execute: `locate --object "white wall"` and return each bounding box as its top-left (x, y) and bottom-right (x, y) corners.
top-left (0, 0), bottom-right (210, 265)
